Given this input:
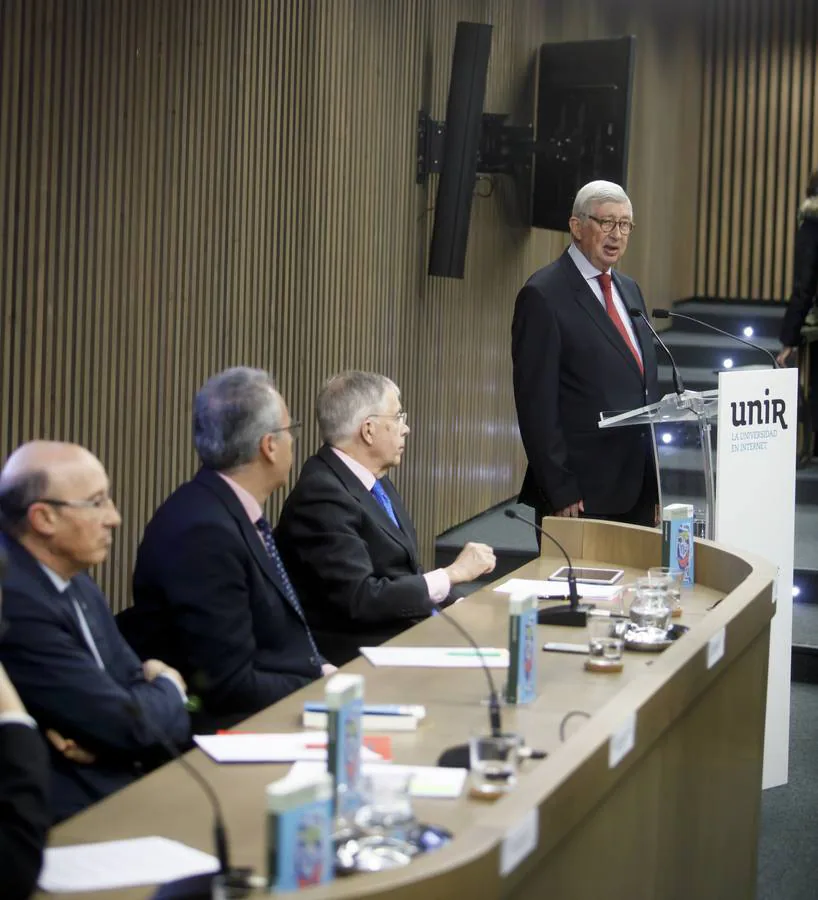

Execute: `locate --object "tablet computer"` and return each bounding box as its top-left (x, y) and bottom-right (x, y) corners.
top-left (550, 566), bottom-right (624, 585)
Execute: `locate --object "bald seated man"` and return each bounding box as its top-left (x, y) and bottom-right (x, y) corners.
top-left (0, 442), bottom-right (190, 823)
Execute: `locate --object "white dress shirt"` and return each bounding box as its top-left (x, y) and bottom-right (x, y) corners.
top-left (567, 242), bottom-right (642, 363)
top-left (38, 563), bottom-right (186, 701)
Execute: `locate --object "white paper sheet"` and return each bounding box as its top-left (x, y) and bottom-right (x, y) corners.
top-left (39, 836), bottom-right (219, 893)
top-left (288, 760), bottom-right (468, 799)
top-left (193, 731), bottom-right (383, 764)
top-left (493, 578), bottom-right (620, 600)
top-left (360, 645), bottom-right (509, 669)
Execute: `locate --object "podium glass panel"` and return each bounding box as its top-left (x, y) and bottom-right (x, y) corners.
top-left (599, 391), bottom-right (718, 538)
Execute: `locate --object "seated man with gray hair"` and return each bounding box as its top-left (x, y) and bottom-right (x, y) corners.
top-left (124, 368), bottom-right (331, 732)
top-left (275, 371), bottom-right (496, 666)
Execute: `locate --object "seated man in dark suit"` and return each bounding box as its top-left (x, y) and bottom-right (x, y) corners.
top-left (0, 579), bottom-right (50, 900)
top-left (126, 368), bottom-right (331, 733)
top-left (275, 371), bottom-right (496, 666)
top-left (0, 442), bottom-right (190, 823)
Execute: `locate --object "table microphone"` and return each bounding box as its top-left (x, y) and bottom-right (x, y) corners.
top-left (628, 308), bottom-right (686, 395)
top-left (652, 308), bottom-right (779, 368)
top-left (434, 604), bottom-right (504, 769)
top-left (128, 702), bottom-right (254, 899)
top-left (504, 508), bottom-right (592, 627)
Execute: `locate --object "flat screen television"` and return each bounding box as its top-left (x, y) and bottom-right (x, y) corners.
top-left (427, 22), bottom-right (493, 279)
top-left (531, 36), bottom-right (635, 232)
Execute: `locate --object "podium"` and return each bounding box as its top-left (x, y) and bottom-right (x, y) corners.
top-left (598, 389), bottom-right (719, 538)
top-left (600, 369), bottom-right (799, 789)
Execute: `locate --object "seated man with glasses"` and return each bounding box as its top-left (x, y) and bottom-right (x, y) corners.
top-left (512, 180), bottom-right (660, 529)
top-left (124, 367), bottom-right (331, 733)
top-left (0, 442), bottom-right (190, 823)
top-left (275, 371), bottom-right (496, 666)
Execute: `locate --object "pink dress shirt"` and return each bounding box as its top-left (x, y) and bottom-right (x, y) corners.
top-left (330, 447), bottom-right (451, 603)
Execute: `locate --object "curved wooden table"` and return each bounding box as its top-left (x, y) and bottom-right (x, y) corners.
top-left (42, 519), bottom-right (776, 900)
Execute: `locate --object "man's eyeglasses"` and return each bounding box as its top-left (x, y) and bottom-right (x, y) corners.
top-left (368, 410), bottom-right (408, 425)
top-left (586, 215), bottom-right (634, 235)
top-left (33, 495), bottom-right (115, 511)
top-left (271, 420), bottom-right (302, 441)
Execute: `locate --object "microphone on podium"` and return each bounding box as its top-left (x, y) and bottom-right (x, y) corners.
top-left (652, 308), bottom-right (779, 368)
top-left (628, 308), bottom-right (686, 395)
top-left (504, 509), bottom-right (592, 627)
top-left (127, 703), bottom-right (254, 899)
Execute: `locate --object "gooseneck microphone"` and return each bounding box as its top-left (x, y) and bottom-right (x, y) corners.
top-left (504, 509), bottom-right (591, 627)
top-left (435, 606), bottom-right (502, 737)
top-left (628, 308), bottom-right (686, 395)
top-left (653, 308), bottom-right (779, 368)
top-left (129, 703), bottom-right (253, 899)
top-left (434, 604), bottom-right (504, 769)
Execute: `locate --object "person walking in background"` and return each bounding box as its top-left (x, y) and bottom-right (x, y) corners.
top-left (777, 169), bottom-right (818, 457)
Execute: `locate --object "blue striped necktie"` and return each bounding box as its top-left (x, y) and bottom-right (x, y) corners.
top-left (255, 516), bottom-right (321, 662)
top-left (371, 479), bottom-right (400, 528)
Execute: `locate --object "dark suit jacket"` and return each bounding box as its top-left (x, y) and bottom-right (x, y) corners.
top-left (780, 213), bottom-right (818, 347)
top-left (0, 535), bottom-right (190, 824)
top-left (127, 469), bottom-right (322, 732)
top-left (512, 249), bottom-right (660, 517)
top-left (275, 445), bottom-right (437, 666)
top-left (0, 722), bottom-right (49, 900)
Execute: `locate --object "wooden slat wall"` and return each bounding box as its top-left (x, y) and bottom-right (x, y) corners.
top-left (0, 0), bottom-right (704, 609)
top-left (696, 0), bottom-right (818, 300)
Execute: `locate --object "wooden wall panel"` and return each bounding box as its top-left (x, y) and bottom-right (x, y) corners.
top-left (0, 0), bottom-right (705, 609)
top-left (696, 0), bottom-right (818, 300)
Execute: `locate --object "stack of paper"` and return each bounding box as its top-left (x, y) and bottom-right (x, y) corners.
top-left (360, 646), bottom-right (509, 668)
top-left (193, 731), bottom-right (383, 764)
top-left (39, 837), bottom-right (218, 893)
top-left (302, 701), bottom-right (426, 732)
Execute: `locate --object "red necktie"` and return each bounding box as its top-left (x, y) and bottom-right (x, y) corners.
top-left (597, 272), bottom-right (643, 374)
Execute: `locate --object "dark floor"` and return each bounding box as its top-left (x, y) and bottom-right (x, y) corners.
top-left (757, 682), bottom-right (818, 900)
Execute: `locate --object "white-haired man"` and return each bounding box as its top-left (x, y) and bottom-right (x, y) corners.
top-left (512, 180), bottom-right (660, 527)
top-left (275, 371), bottom-right (496, 666)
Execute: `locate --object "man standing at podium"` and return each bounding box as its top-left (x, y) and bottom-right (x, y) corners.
top-left (512, 180), bottom-right (660, 527)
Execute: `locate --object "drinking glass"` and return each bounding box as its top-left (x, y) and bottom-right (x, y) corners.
top-left (468, 733), bottom-right (522, 798)
top-left (586, 610), bottom-right (624, 672)
top-left (353, 770), bottom-right (415, 841)
top-left (647, 566), bottom-right (684, 617)
top-left (629, 580), bottom-right (672, 633)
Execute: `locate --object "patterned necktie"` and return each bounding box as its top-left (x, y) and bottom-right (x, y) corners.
top-left (371, 480), bottom-right (400, 528)
top-left (597, 272), bottom-right (643, 374)
top-left (255, 516), bottom-right (321, 662)
top-left (65, 582), bottom-right (106, 670)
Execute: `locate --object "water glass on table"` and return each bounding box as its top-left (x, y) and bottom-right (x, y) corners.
top-left (468, 733), bottom-right (522, 800)
top-left (353, 770), bottom-right (416, 841)
top-left (585, 610), bottom-right (624, 673)
top-left (646, 566), bottom-right (684, 617)
top-left (629, 579), bottom-right (673, 633)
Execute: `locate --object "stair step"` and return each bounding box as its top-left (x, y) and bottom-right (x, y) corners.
top-left (666, 299), bottom-right (787, 340)
top-left (657, 331), bottom-right (778, 368)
